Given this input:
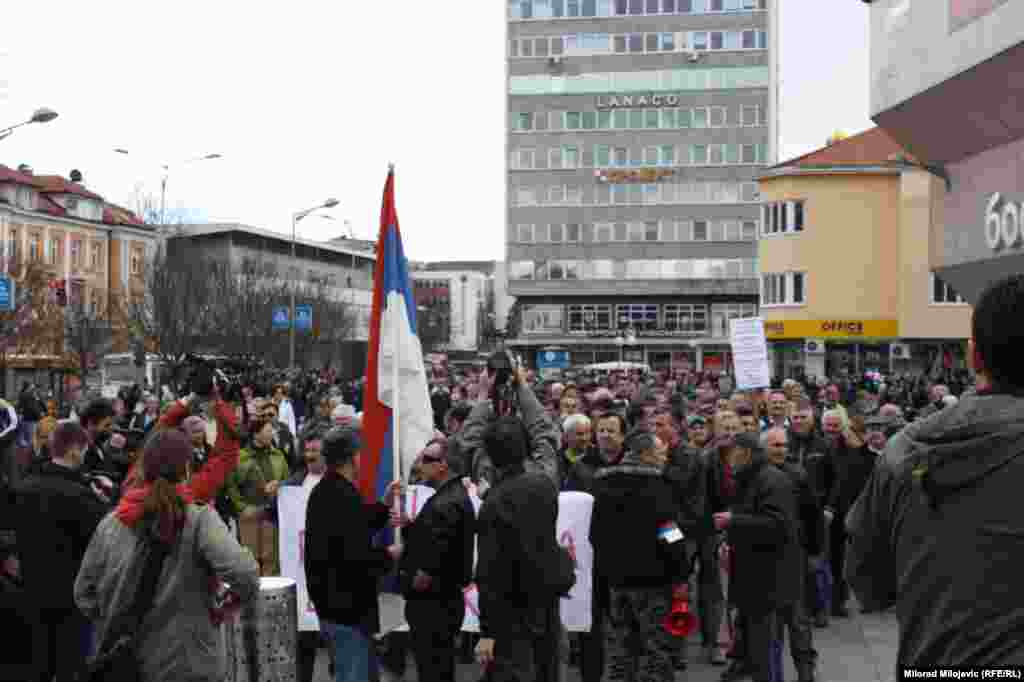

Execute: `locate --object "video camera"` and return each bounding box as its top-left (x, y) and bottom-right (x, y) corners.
top-left (182, 355), bottom-right (248, 404)
top-left (486, 350), bottom-right (524, 418)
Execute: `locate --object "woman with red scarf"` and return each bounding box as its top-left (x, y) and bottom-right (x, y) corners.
top-left (74, 424), bottom-right (259, 681)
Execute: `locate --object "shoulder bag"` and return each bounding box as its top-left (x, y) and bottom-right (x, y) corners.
top-left (84, 536), bottom-right (169, 682)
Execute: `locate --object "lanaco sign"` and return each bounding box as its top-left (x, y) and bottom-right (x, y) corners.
top-left (596, 93), bottom-right (682, 109)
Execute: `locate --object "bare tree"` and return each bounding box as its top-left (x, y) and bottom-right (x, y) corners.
top-left (129, 243), bottom-right (218, 384)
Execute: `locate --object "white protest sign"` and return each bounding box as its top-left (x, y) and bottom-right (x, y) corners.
top-left (730, 316), bottom-right (771, 391)
top-left (405, 484), bottom-right (436, 520)
top-left (461, 490), bottom-right (593, 633)
top-left (277, 485), bottom-right (320, 632)
top-left (557, 491), bottom-right (594, 632)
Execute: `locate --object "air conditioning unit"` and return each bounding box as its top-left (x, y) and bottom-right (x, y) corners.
top-left (683, 50), bottom-right (701, 63)
top-left (804, 339), bottom-right (825, 355)
top-left (548, 56), bottom-right (563, 67)
top-left (890, 343), bottom-right (911, 360)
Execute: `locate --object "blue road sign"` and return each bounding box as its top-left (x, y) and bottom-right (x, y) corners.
top-left (0, 276), bottom-right (13, 312)
top-left (272, 306), bottom-right (290, 330)
top-left (295, 304), bottom-right (313, 331)
top-left (537, 349), bottom-right (570, 370)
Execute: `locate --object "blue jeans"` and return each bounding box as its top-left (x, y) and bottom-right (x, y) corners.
top-left (321, 620), bottom-right (378, 682)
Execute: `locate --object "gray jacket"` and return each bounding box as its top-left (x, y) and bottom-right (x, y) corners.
top-left (457, 382), bottom-right (559, 493)
top-left (75, 505), bottom-right (260, 682)
top-left (846, 392), bottom-right (1024, 667)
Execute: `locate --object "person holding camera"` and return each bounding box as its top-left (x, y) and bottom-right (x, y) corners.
top-left (456, 353), bottom-right (560, 494)
top-left (474, 416), bottom-right (574, 682)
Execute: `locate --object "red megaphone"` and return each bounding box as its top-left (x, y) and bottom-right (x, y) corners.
top-left (663, 595), bottom-right (699, 638)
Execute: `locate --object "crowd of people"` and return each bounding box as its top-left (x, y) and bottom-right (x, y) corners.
top-left (5, 273), bottom-right (1024, 682)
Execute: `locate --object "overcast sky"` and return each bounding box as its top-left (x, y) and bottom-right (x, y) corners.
top-left (1, 1), bottom-right (871, 263)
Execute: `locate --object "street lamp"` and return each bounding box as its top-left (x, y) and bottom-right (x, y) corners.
top-left (0, 107), bottom-right (59, 142)
top-left (113, 149), bottom-right (223, 231)
top-left (290, 198), bottom-right (340, 369)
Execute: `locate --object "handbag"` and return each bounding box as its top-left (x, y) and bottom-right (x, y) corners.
top-left (84, 538), bottom-right (169, 682)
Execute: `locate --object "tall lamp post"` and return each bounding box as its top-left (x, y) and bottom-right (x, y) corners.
top-left (0, 107), bottom-right (58, 142)
top-left (113, 149), bottom-right (223, 232)
top-left (290, 198), bottom-right (340, 369)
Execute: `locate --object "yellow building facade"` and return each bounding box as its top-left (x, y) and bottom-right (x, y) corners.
top-left (757, 128), bottom-right (971, 381)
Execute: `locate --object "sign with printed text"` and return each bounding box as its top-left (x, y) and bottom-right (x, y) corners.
top-left (763, 319), bottom-right (899, 340)
top-left (295, 304), bottom-right (313, 331)
top-left (730, 316), bottom-right (770, 391)
top-left (272, 306), bottom-right (290, 331)
top-left (387, 488), bottom-right (594, 634)
top-left (278, 486), bottom-right (319, 631)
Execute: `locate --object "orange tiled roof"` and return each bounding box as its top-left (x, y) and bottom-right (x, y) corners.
top-left (33, 174), bottom-right (104, 201)
top-left (773, 127), bottom-right (918, 170)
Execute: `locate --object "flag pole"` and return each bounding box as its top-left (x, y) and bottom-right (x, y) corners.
top-left (389, 163), bottom-right (403, 544)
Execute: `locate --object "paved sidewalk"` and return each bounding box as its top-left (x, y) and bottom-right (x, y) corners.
top-left (312, 603), bottom-right (900, 681)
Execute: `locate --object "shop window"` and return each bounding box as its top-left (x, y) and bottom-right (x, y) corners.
top-left (663, 303), bottom-right (707, 333)
top-left (522, 305), bottom-right (564, 333)
top-left (930, 273), bottom-right (966, 305)
top-left (568, 304), bottom-right (613, 332)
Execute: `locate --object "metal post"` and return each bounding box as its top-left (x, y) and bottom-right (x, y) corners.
top-left (289, 213), bottom-right (297, 370)
top-left (160, 175), bottom-right (167, 234)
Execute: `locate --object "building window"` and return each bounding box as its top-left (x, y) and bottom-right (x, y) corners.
top-left (617, 303), bottom-right (659, 331)
top-left (568, 304), bottom-right (613, 332)
top-left (28, 235), bottom-right (41, 263)
top-left (663, 304), bottom-right (708, 333)
top-left (70, 239), bottom-right (82, 269)
top-left (510, 260), bottom-right (535, 280)
top-left (762, 272), bottom-right (806, 306)
top-left (762, 200), bottom-right (806, 235)
top-left (517, 224), bottom-right (534, 243)
top-left (47, 237), bottom-right (61, 266)
top-left (547, 260), bottom-right (581, 280)
top-left (90, 242), bottom-right (103, 270)
top-left (930, 273), bottom-right (966, 305)
top-left (710, 303), bottom-right (758, 337)
top-left (5, 228), bottom-right (17, 264)
top-left (522, 304), bottom-right (564, 334)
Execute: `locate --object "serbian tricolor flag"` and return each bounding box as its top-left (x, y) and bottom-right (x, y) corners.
top-left (358, 167), bottom-right (434, 503)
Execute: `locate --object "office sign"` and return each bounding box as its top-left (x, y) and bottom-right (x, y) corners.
top-left (295, 304), bottom-right (313, 331)
top-left (596, 93), bottom-right (681, 109)
top-left (0, 276), bottom-right (13, 312)
top-left (763, 319), bottom-right (899, 340)
top-left (272, 306), bottom-right (290, 330)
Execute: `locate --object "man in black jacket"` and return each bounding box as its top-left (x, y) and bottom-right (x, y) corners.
top-left (822, 413), bottom-right (876, 619)
top-left (590, 427), bottom-right (691, 682)
top-left (787, 400), bottom-right (832, 627)
top-left (398, 438), bottom-right (474, 682)
top-left (79, 398), bottom-right (117, 479)
top-left (16, 420), bottom-right (109, 682)
top-left (764, 427), bottom-right (821, 682)
top-left (303, 425), bottom-right (402, 682)
top-left (846, 274), bottom-right (1024, 668)
top-left (475, 416), bottom-right (567, 682)
top-left (715, 431), bottom-right (800, 682)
